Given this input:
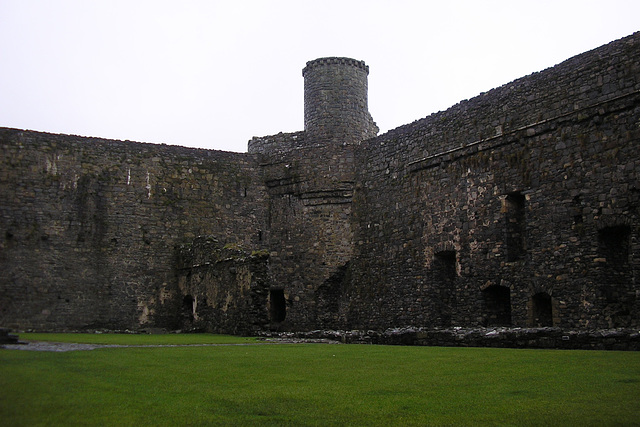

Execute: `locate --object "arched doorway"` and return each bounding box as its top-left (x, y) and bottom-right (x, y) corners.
top-left (269, 289), bottom-right (286, 323)
top-left (482, 285), bottom-right (511, 326)
top-left (182, 294), bottom-right (195, 323)
top-left (530, 292), bottom-right (553, 327)
top-left (433, 250), bottom-right (457, 327)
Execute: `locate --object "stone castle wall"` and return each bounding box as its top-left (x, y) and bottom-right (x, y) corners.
top-left (0, 33), bottom-right (638, 336)
top-left (0, 130), bottom-right (268, 331)
top-left (347, 33), bottom-right (640, 330)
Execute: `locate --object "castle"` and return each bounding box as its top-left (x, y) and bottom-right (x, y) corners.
top-left (1, 33), bottom-right (639, 335)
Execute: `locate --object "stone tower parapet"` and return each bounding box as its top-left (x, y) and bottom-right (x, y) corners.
top-left (302, 57), bottom-right (378, 143)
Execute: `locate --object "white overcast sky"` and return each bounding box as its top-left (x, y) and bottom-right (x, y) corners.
top-left (1, 1), bottom-right (638, 152)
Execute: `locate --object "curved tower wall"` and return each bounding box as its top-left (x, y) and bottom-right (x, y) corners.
top-left (302, 57), bottom-right (378, 142)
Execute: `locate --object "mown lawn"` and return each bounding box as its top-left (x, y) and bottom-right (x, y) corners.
top-left (1, 334), bottom-right (639, 426)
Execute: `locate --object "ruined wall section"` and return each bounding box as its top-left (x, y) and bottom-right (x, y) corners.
top-left (175, 236), bottom-right (270, 335)
top-left (348, 33), bottom-right (640, 330)
top-left (0, 129), bottom-right (267, 331)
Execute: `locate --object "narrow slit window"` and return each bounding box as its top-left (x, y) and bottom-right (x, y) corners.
top-left (505, 192), bottom-right (526, 262)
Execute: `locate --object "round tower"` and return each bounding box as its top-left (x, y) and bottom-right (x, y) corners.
top-left (302, 57), bottom-right (378, 143)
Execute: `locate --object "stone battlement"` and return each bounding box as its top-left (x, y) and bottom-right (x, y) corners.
top-left (302, 57), bottom-right (369, 76)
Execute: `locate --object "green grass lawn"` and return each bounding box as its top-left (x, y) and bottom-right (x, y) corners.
top-left (2, 334), bottom-right (639, 426)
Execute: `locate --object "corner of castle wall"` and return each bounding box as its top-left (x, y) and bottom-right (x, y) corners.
top-left (247, 130), bottom-right (307, 155)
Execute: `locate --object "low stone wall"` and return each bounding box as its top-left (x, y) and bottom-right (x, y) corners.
top-left (261, 327), bottom-right (640, 351)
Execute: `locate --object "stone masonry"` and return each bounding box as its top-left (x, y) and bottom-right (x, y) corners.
top-left (1, 33), bottom-right (639, 335)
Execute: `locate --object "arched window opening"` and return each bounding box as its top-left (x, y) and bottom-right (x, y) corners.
top-left (530, 292), bottom-right (553, 327)
top-left (269, 289), bottom-right (286, 323)
top-left (598, 225), bottom-right (631, 269)
top-left (482, 285), bottom-right (511, 326)
top-left (433, 250), bottom-right (456, 284)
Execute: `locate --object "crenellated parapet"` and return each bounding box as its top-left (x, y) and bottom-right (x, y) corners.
top-left (302, 57), bottom-right (369, 76)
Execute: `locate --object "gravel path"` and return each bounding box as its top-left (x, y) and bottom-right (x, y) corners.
top-left (1, 341), bottom-right (123, 352)
top-left (1, 338), bottom-right (337, 352)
